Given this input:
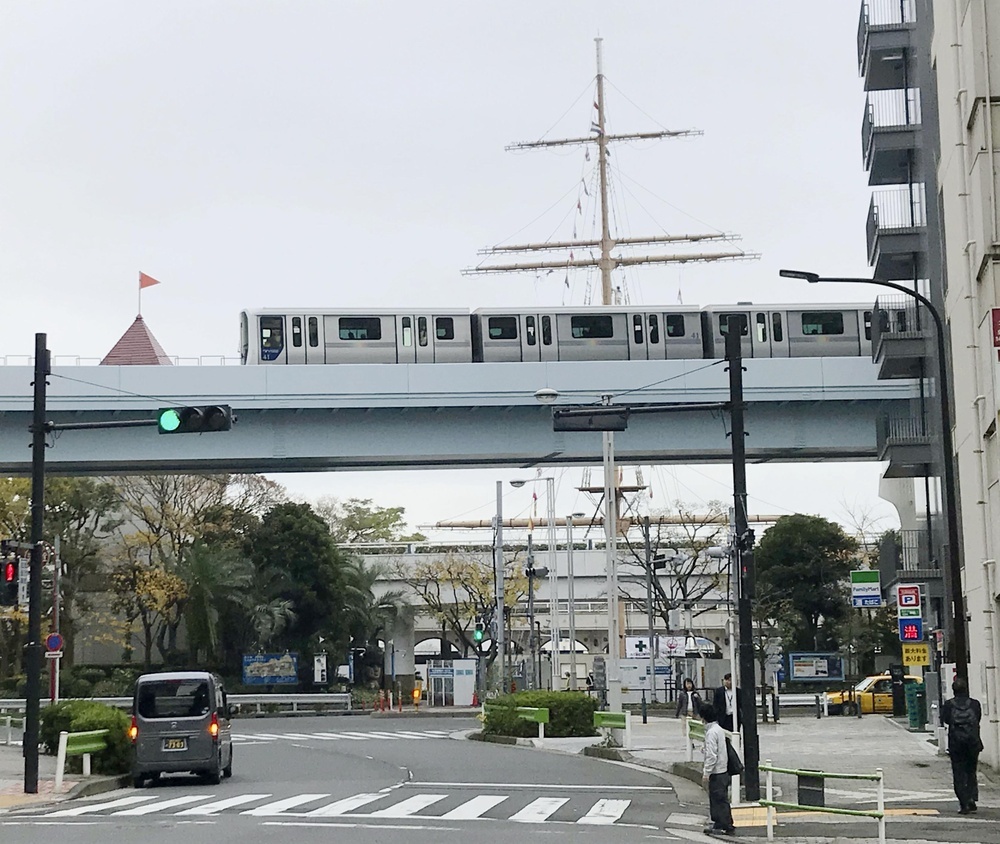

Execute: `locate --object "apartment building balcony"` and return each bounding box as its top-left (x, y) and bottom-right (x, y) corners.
top-left (866, 186), bottom-right (927, 280)
top-left (863, 88), bottom-right (921, 185)
top-left (871, 293), bottom-right (931, 378)
top-left (858, 0), bottom-right (915, 89)
top-left (876, 412), bottom-right (932, 478)
top-left (878, 529), bottom-right (942, 592)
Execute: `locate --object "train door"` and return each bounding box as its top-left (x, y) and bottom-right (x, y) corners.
top-left (714, 310), bottom-right (752, 358)
top-left (285, 315), bottom-right (326, 364)
top-left (538, 314), bottom-right (557, 361)
top-left (751, 310), bottom-right (790, 358)
top-left (258, 315), bottom-right (286, 364)
top-left (627, 312), bottom-right (650, 360)
top-left (395, 315), bottom-right (422, 363)
top-left (521, 314), bottom-right (542, 362)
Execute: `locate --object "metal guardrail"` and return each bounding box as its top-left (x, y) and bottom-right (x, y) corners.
top-left (760, 760), bottom-right (885, 843)
top-left (3, 714), bottom-right (24, 745)
top-left (0, 693), bottom-right (352, 716)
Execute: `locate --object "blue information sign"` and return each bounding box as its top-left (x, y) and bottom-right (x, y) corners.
top-left (898, 617), bottom-right (923, 642)
top-left (242, 653), bottom-right (299, 685)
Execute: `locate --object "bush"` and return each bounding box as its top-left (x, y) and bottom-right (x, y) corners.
top-left (483, 691), bottom-right (597, 738)
top-left (39, 700), bottom-right (131, 775)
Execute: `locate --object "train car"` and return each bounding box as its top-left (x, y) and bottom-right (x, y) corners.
top-left (701, 304), bottom-right (875, 359)
top-left (472, 306), bottom-right (703, 362)
top-left (240, 309), bottom-right (474, 365)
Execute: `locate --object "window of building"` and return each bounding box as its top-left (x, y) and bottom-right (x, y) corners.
top-left (338, 317), bottom-right (382, 341)
top-left (436, 317), bottom-right (455, 340)
top-left (571, 314), bottom-right (614, 339)
top-left (488, 316), bottom-right (518, 340)
top-left (801, 311), bottom-right (845, 336)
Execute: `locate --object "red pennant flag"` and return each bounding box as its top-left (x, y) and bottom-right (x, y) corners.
top-left (139, 272), bottom-right (161, 289)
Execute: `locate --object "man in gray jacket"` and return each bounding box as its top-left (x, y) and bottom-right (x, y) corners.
top-left (700, 702), bottom-right (736, 836)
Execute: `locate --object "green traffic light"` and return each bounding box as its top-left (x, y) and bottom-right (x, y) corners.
top-left (158, 409), bottom-right (182, 433)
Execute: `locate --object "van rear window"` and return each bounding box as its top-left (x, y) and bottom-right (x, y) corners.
top-left (137, 680), bottom-right (211, 719)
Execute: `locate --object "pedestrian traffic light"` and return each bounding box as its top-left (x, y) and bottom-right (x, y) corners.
top-left (157, 405), bottom-right (233, 435)
top-left (473, 621), bottom-right (485, 643)
top-left (2, 558), bottom-right (17, 606)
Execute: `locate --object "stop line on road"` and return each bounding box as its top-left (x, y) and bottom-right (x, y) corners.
top-left (37, 789), bottom-right (636, 825)
top-left (232, 728), bottom-right (454, 744)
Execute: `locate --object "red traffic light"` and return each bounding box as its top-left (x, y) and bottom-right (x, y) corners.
top-left (3, 562), bottom-right (13, 583)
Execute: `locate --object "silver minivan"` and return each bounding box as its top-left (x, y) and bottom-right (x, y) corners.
top-left (130, 671), bottom-right (233, 787)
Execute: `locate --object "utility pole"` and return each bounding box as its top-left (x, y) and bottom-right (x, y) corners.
top-left (643, 517), bottom-right (658, 702)
top-left (526, 533), bottom-right (537, 690)
top-left (494, 481), bottom-right (505, 692)
top-left (725, 322), bottom-right (760, 802)
top-left (463, 38), bottom-right (757, 302)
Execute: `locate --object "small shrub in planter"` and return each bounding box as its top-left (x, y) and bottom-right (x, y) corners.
top-left (40, 700), bottom-right (131, 775)
top-left (482, 691), bottom-right (597, 738)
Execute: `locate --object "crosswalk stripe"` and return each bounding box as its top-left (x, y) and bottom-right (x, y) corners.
top-left (577, 799), bottom-right (631, 825)
top-left (281, 733), bottom-right (324, 740)
top-left (176, 794), bottom-right (273, 815)
top-left (114, 795), bottom-right (210, 816)
top-left (336, 731), bottom-right (382, 740)
top-left (508, 797), bottom-right (570, 823)
top-left (297, 733), bottom-right (343, 741)
top-left (368, 794), bottom-right (449, 817)
top-left (363, 731), bottom-right (405, 740)
top-left (242, 794), bottom-right (330, 816)
top-left (305, 793), bottom-right (386, 817)
top-left (386, 731), bottom-right (431, 739)
top-left (439, 795), bottom-right (509, 819)
top-left (47, 795), bottom-right (157, 816)
top-left (238, 733), bottom-right (282, 740)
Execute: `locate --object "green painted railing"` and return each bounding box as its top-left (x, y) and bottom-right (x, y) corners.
top-left (55, 728), bottom-right (110, 791)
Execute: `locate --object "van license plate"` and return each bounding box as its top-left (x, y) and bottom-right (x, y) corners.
top-left (163, 738), bottom-right (187, 751)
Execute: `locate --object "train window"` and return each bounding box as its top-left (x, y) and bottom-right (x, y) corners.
top-left (755, 313), bottom-right (767, 343)
top-left (571, 314), bottom-right (614, 339)
top-left (488, 316), bottom-right (518, 340)
top-left (418, 317), bottom-right (428, 347)
top-left (894, 310), bottom-right (908, 332)
top-left (541, 315), bottom-right (552, 345)
top-left (648, 314), bottom-right (660, 344)
top-left (401, 317), bottom-right (413, 347)
top-left (436, 317), bottom-right (455, 340)
top-left (718, 314), bottom-right (748, 336)
top-left (863, 311), bottom-right (872, 341)
top-left (772, 313), bottom-right (783, 342)
top-left (291, 317), bottom-right (303, 348)
top-left (801, 312), bottom-right (845, 336)
top-left (525, 316), bottom-right (537, 346)
top-left (339, 317), bottom-right (382, 341)
top-left (260, 316), bottom-right (284, 351)
top-left (308, 317), bottom-right (319, 347)
top-left (633, 315), bottom-right (643, 344)
top-left (665, 315), bottom-right (685, 338)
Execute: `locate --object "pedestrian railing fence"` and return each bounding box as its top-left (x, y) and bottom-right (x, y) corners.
top-left (3, 714), bottom-right (24, 746)
top-left (482, 701), bottom-right (550, 738)
top-left (593, 710), bottom-right (631, 749)
top-left (54, 729), bottom-right (109, 792)
top-left (1, 693), bottom-right (352, 717)
top-left (759, 760), bottom-right (885, 844)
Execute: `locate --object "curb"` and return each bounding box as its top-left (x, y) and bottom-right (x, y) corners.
top-left (370, 709), bottom-right (482, 719)
top-left (67, 774), bottom-right (131, 800)
top-left (238, 710), bottom-right (368, 719)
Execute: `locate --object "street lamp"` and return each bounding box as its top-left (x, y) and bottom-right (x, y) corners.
top-left (510, 476), bottom-right (559, 689)
top-left (780, 268), bottom-right (968, 682)
top-left (566, 512), bottom-right (586, 690)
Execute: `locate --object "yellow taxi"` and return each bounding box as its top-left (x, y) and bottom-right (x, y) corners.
top-left (826, 673), bottom-right (923, 715)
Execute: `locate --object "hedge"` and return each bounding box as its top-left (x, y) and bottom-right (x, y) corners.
top-left (39, 700), bottom-right (131, 775)
top-left (482, 691), bottom-right (597, 738)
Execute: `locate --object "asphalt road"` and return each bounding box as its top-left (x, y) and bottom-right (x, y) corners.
top-left (0, 716), bottom-right (685, 844)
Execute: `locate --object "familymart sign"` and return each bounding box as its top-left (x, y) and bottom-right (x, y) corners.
top-left (850, 570), bottom-right (882, 608)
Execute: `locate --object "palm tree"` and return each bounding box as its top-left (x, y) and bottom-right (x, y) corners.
top-left (181, 541), bottom-right (252, 663)
top-left (341, 558), bottom-right (408, 686)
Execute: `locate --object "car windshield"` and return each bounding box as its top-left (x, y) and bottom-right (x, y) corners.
top-left (137, 679), bottom-right (211, 719)
top-left (854, 676), bottom-right (879, 692)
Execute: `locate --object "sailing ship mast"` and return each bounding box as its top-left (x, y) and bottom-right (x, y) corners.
top-left (463, 37), bottom-right (759, 305)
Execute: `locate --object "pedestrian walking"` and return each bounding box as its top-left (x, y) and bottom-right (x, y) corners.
top-left (700, 702), bottom-right (736, 836)
top-left (942, 677), bottom-right (983, 814)
top-left (712, 673), bottom-right (742, 733)
top-left (675, 677), bottom-right (702, 719)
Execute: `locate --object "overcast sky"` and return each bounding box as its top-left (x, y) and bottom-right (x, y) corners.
top-left (0, 2), bottom-right (900, 539)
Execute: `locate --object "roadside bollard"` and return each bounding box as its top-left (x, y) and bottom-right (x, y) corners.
top-left (815, 694), bottom-right (822, 719)
top-left (641, 690), bottom-right (648, 724)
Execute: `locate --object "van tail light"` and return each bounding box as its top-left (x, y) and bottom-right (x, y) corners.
top-left (128, 716), bottom-right (138, 743)
top-left (209, 712), bottom-right (219, 739)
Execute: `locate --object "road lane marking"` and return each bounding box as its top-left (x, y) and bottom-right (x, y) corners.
top-left (439, 795), bottom-right (509, 819)
top-left (336, 731), bottom-right (384, 740)
top-left (113, 795), bottom-right (210, 815)
top-left (305, 794), bottom-right (386, 816)
top-left (369, 794), bottom-right (449, 817)
top-left (577, 798), bottom-right (631, 824)
top-left (46, 795), bottom-right (157, 816)
top-left (508, 797), bottom-right (570, 822)
top-left (176, 794), bottom-right (273, 815)
top-left (411, 781), bottom-right (673, 791)
top-left (242, 794), bottom-right (330, 815)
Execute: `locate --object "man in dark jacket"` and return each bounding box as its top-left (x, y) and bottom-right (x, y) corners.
top-left (942, 677), bottom-right (983, 814)
top-left (712, 673), bottom-right (742, 733)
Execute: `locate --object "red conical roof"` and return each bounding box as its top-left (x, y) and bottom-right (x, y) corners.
top-left (100, 315), bottom-right (173, 365)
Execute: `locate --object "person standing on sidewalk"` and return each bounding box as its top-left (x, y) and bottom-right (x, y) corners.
top-left (675, 677), bottom-right (702, 719)
top-left (942, 677), bottom-right (983, 814)
top-left (700, 702), bottom-right (736, 836)
top-left (713, 673), bottom-right (741, 733)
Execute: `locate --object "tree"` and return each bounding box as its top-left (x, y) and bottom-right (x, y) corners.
top-left (341, 558), bottom-right (408, 686)
top-left (315, 497), bottom-right (425, 544)
top-left (755, 514), bottom-right (858, 652)
top-left (180, 541), bottom-right (253, 664)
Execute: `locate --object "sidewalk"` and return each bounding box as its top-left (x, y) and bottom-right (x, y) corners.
top-left (0, 741), bottom-right (80, 811)
top-left (523, 712), bottom-right (1000, 843)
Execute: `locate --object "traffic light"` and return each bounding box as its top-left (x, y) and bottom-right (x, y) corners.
top-left (2, 558), bottom-right (17, 606)
top-left (473, 621), bottom-right (485, 643)
top-left (157, 405), bottom-right (233, 435)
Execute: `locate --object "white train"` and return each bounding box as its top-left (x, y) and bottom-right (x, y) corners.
top-left (240, 304), bottom-right (879, 365)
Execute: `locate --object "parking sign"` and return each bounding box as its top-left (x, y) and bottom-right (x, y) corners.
top-left (897, 585), bottom-right (920, 607)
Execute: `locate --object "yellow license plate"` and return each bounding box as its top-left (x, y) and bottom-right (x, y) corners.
top-left (163, 738), bottom-right (187, 751)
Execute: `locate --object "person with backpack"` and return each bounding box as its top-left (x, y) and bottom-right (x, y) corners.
top-left (942, 677), bottom-right (983, 814)
top-left (700, 702), bottom-right (736, 836)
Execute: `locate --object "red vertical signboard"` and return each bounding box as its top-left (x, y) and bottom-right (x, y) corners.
top-left (992, 308), bottom-right (1000, 359)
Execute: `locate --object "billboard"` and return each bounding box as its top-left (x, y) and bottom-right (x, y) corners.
top-left (787, 652), bottom-right (844, 682)
top-left (242, 652), bottom-right (299, 685)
